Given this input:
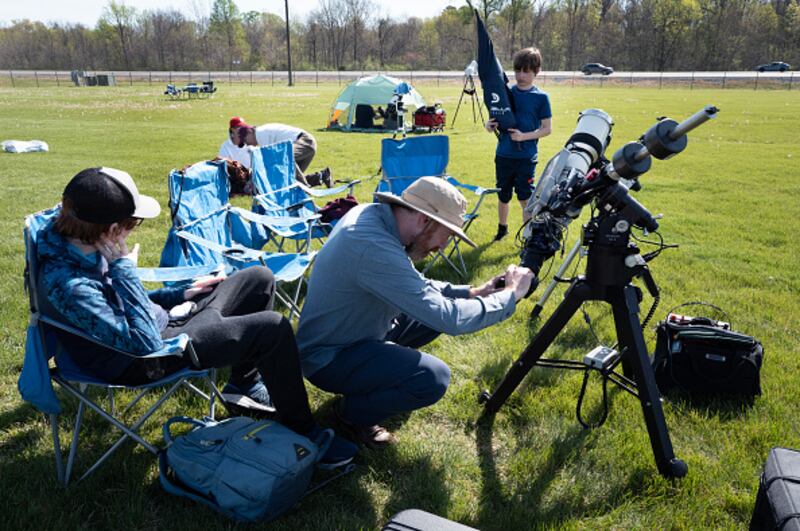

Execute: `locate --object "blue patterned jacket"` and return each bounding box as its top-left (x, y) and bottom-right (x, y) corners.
top-left (37, 219), bottom-right (185, 379)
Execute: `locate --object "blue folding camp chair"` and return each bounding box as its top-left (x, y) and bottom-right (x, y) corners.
top-left (19, 206), bottom-right (221, 485)
top-left (376, 135), bottom-right (498, 277)
top-left (159, 159), bottom-right (315, 319)
top-left (250, 141), bottom-right (360, 252)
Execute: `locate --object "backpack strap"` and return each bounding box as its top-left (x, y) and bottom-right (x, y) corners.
top-left (311, 428), bottom-right (334, 464)
top-left (162, 416), bottom-right (209, 445)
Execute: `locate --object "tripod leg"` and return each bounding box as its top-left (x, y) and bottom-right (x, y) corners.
top-left (532, 239), bottom-right (582, 318)
top-left (470, 86), bottom-right (477, 123)
top-left (482, 280), bottom-right (591, 413)
top-left (451, 82), bottom-right (468, 127)
top-left (475, 80), bottom-right (486, 124)
top-left (610, 286), bottom-right (687, 478)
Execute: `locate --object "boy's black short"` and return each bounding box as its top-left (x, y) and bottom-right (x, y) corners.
top-left (495, 155), bottom-right (537, 203)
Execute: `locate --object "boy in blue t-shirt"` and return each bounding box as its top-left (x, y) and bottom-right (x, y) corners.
top-left (485, 47), bottom-right (552, 241)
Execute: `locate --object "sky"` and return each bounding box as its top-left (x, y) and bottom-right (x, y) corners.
top-left (1, 0), bottom-right (465, 26)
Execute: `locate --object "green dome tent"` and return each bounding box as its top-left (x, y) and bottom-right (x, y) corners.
top-left (327, 74), bottom-right (426, 131)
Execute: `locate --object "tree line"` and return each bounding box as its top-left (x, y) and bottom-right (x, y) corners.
top-left (0, 0), bottom-right (797, 73)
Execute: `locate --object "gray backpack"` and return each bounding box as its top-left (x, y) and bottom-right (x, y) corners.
top-left (159, 416), bottom-right (333, 522)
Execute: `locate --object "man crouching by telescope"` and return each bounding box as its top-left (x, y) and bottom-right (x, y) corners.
top-left (296, 177), bottom-right (534, 449)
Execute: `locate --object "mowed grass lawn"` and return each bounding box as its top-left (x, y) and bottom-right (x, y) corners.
top-left (0, 82), bottom-right (798, 529)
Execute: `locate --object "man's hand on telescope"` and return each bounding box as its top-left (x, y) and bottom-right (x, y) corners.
top-left (504, 265), bottom-right (535, 302)
top-left (469, 273), bottom-right (507, 298)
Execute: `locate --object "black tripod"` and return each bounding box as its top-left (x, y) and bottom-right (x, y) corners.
top-left (451, 74), bottom-right (485, 127)
top-left (480, 208), bottom-right (688, 479)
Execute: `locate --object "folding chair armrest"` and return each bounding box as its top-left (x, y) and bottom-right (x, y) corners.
top-left (300, 179), bottom-right (361, 198)
top-left (286, 199), bottom-right (314, 213)
top-left (175, 230), bottom-right (265, 263)
top-left (232, 206), bottom-right (320, 228)
top-left (253, 191), bottom-right (314, 213)
top-left (136, 264), bottom-right (222, 283)
top-left (38, 315), bottom-right (191, 360)
top-left (445, 176), bottom-right (500, 196)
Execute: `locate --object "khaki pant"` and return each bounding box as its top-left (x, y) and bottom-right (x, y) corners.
top-left (293, 132), bottom-right (317, 185)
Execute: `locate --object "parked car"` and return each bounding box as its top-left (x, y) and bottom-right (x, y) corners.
top-left (581, 63), bottom-right (614, 75)
top-left (756, 61), bottom-right (790, 72)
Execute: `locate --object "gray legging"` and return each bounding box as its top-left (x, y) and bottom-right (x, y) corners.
top-left (307, 316), bottom-right (451, 426)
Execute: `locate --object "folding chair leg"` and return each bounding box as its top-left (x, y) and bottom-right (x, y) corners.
top-left (76, 379), bottom-right (184, 483)
top-left (445, 240), bottom-right (468, 277)
top-left (209, 369), bottom-right (218, 419)
top-left (423, 236), bottom-right (468, 278)
top-left (49, 413), bottom-right (64, 485)
top-left (289, 280), bottom-right (304, 322)
top-left (121, 388), bottom-right (150, 417)
top-left (64, 401), bottom-right (85, 485)
top-left (107, 388), bottom-right (115, 416)
top-left (276, 286), bottom-right (303, 322)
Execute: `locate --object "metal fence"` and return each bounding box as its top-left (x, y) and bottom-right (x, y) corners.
top-left (0, 69), bottom-right (796, 90)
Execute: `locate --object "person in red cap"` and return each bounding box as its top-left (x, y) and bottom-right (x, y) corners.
top-left (218, 116), bottom-right (332, 188)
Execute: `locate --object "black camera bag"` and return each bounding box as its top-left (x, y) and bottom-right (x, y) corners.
top-left (750, 447), bottom-right (800, 530)
top-left (652, 315), bottom-right (763, 396)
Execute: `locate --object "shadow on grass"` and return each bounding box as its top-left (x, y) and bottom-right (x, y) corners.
top-left (375, 444), bottom-right (452, 525)
top-left (310, 395), bottom-right (452, 528)
top-left (663, 391), bottom-right (755, 420)
top-left (474, 411), bottom-right (647, 530)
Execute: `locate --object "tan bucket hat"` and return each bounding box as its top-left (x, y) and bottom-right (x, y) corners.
top-left (374, 176), bottom-right (476, 248)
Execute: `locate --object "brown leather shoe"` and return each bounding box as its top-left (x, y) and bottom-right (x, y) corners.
top-left (335, 407), bottom-right (397, 449)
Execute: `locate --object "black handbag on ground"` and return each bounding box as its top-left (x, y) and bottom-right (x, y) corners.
top-left (652, 304), bottom-right (763, 396)
top-left (750, 447), bottom-right (800, 530)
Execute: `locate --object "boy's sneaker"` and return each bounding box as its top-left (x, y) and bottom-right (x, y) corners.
top-left (221, 381), bottom-right (276, 415)
top-left (306, 425), bottom-right (358, 470)
top-left (493, 224), bottom-right (508, 242)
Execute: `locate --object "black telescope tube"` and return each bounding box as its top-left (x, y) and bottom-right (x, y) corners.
top-left (670, 105), bottom-right (719, 139)
top-left (632, 105), bottom-right (719, 162)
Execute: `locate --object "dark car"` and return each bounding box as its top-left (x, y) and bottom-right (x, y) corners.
top-left (756, 61), bottom-right (790, 72)
top-left (581, 62), bottom-right (614, 75)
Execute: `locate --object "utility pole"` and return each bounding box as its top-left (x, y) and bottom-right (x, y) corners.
top-left (284, 0), bottom-right (293, 86)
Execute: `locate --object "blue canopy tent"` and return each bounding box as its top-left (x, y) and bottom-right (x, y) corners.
top-left (327, 74), bottom-right (426, 131)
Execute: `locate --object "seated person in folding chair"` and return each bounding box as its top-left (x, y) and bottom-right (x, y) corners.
top-left (38, 167), bottom-right (357, 469)
top-left (220, 116), bottom-right (333, 188)
top-left (296, 177), bottom-right (534, 448)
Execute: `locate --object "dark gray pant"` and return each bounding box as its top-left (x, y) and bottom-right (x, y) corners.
top-left (115, 267), bottom-right (314, 433)
top-left (293, 132), bottom-right (317, 184)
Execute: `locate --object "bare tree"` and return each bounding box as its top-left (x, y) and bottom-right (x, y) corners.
top-left (100, 1), bottom-right (137, 69)
top-left (209, 0), bottom-right (244, 69)
top-left (500, 0), bottom-right (532, 57)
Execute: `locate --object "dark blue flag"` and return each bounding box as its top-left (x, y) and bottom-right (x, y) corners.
top-left (474, 8), bottom-right (516, 131)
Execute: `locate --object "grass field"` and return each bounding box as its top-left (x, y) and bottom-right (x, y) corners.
top-left (0, 82), bottom-right (798, 529)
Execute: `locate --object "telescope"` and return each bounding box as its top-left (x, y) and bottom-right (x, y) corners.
top-left (481, 106), bottom-right (719, 478)
top-left (520, 105), bottom-right (718, 281)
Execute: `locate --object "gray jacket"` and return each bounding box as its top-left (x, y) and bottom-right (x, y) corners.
top-left (296, 203), bottom-right (516, 376)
